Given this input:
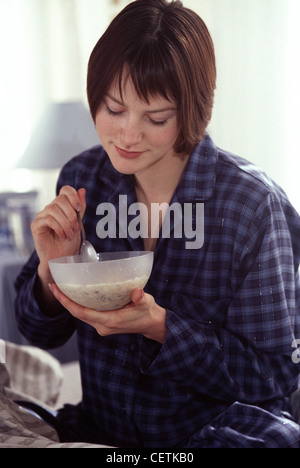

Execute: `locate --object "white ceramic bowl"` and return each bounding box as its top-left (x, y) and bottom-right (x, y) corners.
top-left (49, 251), bottom-right (153, 311)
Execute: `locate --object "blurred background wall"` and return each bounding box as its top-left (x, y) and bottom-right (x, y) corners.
top-left (0, 0), bottom-right (299, 215)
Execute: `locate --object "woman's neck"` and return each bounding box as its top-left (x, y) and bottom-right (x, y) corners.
top-left (134, 152), bottom-right (189, 205)
top-left (134, 153), bottom-right (190, 251)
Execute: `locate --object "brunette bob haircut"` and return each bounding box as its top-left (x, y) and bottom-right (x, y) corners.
top-left (87, 0), bottom-right (216, 155)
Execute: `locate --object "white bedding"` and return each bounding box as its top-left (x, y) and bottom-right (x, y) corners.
top-left (0, 341), bottom-right (110, 448)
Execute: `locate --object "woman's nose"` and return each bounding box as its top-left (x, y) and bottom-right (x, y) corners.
top-left (120, 120), bottom-right (142, 147)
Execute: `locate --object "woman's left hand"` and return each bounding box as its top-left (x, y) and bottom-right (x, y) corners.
top-left (48, 284), bottom-right (167, 344)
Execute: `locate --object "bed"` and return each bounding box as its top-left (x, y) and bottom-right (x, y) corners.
top-left (0, 341), bottom-right (111, 448)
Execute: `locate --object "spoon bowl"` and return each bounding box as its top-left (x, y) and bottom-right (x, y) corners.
top-left (80, 240), bottom-right (98, 262)
top-left (77, 212), bottom-right (98, 262)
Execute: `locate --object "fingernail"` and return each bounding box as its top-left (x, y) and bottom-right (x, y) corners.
top-left (75, 203), bottom-right (82, 212)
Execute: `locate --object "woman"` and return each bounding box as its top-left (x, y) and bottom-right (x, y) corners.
top-left (15, 0), bottom-right (300, 448)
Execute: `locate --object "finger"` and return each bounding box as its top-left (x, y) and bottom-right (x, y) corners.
top-left (77, 188), bottom-right (87, 216)
top-left (32, 213), bottom-right (68, 240)
top-left (131, 288), bottom-right (145, 304)
top-left (59, 185), bottom-right (83, 213)
top-left (58, 186), bottom-right (87, 228)
top-left (39, 202), bottom-right (78, 239)
top-left (54, 193), bottom-right (80, 228)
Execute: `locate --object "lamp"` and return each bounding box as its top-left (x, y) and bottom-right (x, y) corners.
top-left (9, 101), bottom-right (100, 254)
top-left (17, 101), bottom-right (100, 169)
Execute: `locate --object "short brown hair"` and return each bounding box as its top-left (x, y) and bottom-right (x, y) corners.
top-left (87, 0), bottom-right (216, 154)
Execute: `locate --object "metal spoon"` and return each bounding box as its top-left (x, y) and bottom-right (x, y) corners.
top-left (77, 212), bottom-right (98, 262)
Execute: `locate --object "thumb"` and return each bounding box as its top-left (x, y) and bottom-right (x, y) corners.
top-left (131, 288), bottom-right (144, 304)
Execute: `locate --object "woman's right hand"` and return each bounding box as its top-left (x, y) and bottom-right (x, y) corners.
top-left (31, 185), bottom-right (86, 285)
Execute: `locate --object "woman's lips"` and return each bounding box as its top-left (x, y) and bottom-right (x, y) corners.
top-left (115, 145), bottom-right (144, 159)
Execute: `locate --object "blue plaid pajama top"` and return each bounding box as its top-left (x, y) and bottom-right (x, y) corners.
top-left (15, 134), bottom-right (300, 447)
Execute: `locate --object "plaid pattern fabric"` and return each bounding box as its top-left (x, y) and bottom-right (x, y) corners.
top-left (15, 134), bottom-right (300, 447)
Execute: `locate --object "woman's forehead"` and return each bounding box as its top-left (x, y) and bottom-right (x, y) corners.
top-left (108, 69), bottom-right (175, 107)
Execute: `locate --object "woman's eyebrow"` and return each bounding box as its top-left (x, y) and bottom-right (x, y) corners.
top-left (105, 93), bottom-right (124, 106)
top-left (105, 93), bottom-right (176, 114)
top-left (147, 106), bottom-right (177, 114)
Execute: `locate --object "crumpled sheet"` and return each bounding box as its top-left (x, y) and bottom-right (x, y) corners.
top-left (0, 342), bottom-right (110, 448)
top-left (0, 389), bottom-right (106, 448)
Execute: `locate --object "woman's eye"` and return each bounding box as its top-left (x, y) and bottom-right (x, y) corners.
top-left (149, 118), bottom-right (167, 127)
top-left (105, 103), bottom-right (168, 126)
top-left (105, 105), bottom-right (122, 116)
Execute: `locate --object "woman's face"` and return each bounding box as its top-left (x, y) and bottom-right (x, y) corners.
top-left (95, 76), bottom-right (180, 178)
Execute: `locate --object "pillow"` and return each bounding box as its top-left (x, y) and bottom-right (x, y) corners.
top-left (3, 341), bottom-right (63, 408)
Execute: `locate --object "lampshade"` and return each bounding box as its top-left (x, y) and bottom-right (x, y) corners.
top-left (17, 101), bottom-right (100, 169)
